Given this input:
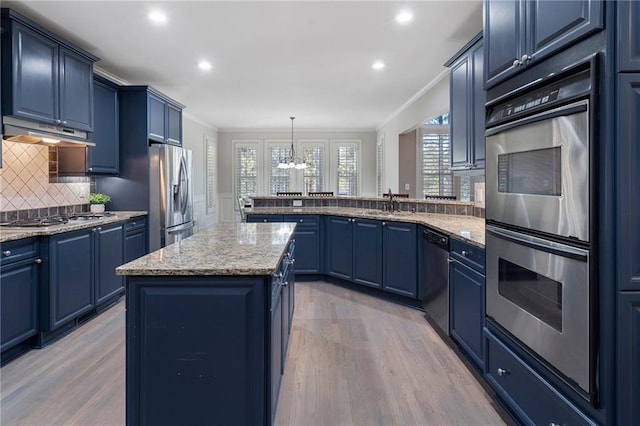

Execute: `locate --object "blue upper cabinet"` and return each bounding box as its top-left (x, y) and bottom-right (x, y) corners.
top-left (447, 35), bottom-right (485, 171)
top-left (147, 90), bottom-right (183, 146)
top-left (87, 77), bottom-right (119, 174)
top-left (1, 9), bottom-right (98, 131)
top-left (484, 0), bottom-right (603, 88)
top-left (618, 0), bottom-right (640, 72)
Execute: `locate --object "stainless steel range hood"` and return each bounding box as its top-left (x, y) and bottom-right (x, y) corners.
top-left (2, 116), bottom-right (95, 147)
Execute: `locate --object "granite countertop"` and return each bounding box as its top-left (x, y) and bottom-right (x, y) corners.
top-left (0, 211), bottom-right (148, 243)
top-left (247, 206), bottom-right (486, 247)
top-left (117, 222), bottom-right (295, 277)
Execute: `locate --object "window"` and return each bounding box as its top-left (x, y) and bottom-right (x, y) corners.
top-left (205, 137), bottom-right (217, 214)
top-left (268, 144), bottom-right (291, 195)
top-left (333, 141), bottom-right (360, 196)
top-left (421, 113), bottom-right (452, 197)
top-left (234, 143), bottom-right (259, 199)
top-left (376, 135), bottom-right (384, 196)
top-left (302, 145), bottom-right (325, 193)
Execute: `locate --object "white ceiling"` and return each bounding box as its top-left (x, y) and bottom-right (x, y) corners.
top-left (4, 1), bottom-right (482, 131)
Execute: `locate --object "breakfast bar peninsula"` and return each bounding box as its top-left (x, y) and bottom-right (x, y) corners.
top-left (116, 222), bottom-right (296, 426)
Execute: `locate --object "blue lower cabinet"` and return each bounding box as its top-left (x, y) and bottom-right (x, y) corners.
top-left (353, 218), bottom-right (383, 288)
top-left (382, 222), bottom-right (417, 297)
top-left (0, 239), bottom-right (40, 355)
top-left (47, 229), bottom-right (94, 330)
top-left (95, 223), bottom-right (124, 305)
top-left (326, 216), bottom-right (353, 280)
top-left (126, 276), bottom-right (267, 426)
top-left (124, 218), bottom-right (147, 263)
top-left (485, 328), bottom-right (596, 425)
top-left (450, 257), bottom-right (484, 369)
top-left (284, 215), bottom-right (321, 274)
top-left (618, 292), bottom-right (640, 424)
top-left (270, 279), bottom-right (283, 423)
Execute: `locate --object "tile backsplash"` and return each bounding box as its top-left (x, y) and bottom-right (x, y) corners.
top-left (0, 141), bottom-right (90, 211)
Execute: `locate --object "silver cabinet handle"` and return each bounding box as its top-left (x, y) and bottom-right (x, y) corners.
top-left (34, 258), bottom-right (42, 264)
top-left (446, 258), bottom-right (453, 263)
top-left (461, 250), bottom-right (469, 257)
top-left (299, 219), bottom-right (303, 223)
top-left (497, 368), bottom-right (508, 376)
top-left (282, 281), bottom-right (289, 287)
top-left (2, 250), bottom-right (11, 257)
top-left (549, 423), bottom-right (560, 426)
top-left (512, 59), bottom-right (521, 67)
top-left (521, 54), bottom-right (531, 63)
top-left (88, 167), bottom-right (93, 171)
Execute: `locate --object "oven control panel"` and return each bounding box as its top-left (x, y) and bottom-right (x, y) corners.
top-left (486, 68), bottom-right (591, 128)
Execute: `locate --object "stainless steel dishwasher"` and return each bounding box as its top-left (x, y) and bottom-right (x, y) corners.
top-left (421, 229), bottom-right (450, 335)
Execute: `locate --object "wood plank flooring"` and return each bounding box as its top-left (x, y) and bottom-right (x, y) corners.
top-left (1, 282), bottom-right (505, 426)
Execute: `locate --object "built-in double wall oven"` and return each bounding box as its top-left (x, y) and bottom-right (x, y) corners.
top-left (485, 57), bottom-right (598, 404)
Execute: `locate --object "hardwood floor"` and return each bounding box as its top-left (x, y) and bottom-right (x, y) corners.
top-left (1, 282), bottom-right (505, 426)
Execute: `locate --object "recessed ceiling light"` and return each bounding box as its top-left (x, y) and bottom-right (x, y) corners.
top-left (198, 60), bottom-right (212, 71)
top-left (395, 11), bottom-right (413, 24)
top-left (148, 10), bottom-right (167, 24)
top-left (372, 61), bottom-right (385, 70)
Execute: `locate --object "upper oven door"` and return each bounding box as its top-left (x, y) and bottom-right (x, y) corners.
top-left (486, 100), bottom-right (589, 242)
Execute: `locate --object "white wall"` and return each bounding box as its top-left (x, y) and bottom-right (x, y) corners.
top-left (181, 115), bottom-right (218, 231)
top-left (377, 73), bottom-right (450, 192)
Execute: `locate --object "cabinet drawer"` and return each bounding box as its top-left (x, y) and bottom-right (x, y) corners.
top-left (450, 238), bottom-right (484, 273)
top-left (1, 238), bottom-right (39, 266)
top-left (485, 330), bottom-right (595, 426)
top-left (125, 217), bottom-right (146, 234)
top-left (283, 215), bottom-right (319, 227)
top-left (247, 214), bottom-right (283, 223)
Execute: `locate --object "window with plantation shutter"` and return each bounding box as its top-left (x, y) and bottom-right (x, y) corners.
top-left (334, 141), bottom-right (359, 196)
top-left (421, 114), bottom-right (452, 197)
top-left (269, 145), bottom-right (291, 195)
top-left (302, 145), bottom-right (325, 193)
top-left (205, 137), bottom-right (217, 214)
top-left (234, 143), bottom-right (259, 199)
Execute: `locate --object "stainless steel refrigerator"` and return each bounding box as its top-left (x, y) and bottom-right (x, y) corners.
top-left (148, 144), bottom-right (194, 251)
top-left (96, 142), bottom-right (194, 253)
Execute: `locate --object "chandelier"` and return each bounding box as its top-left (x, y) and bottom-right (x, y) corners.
top-left (277, 116), bottom-right (307, 169)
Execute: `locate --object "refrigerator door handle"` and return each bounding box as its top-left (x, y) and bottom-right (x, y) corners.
top-left (167, 221), bottom-right (194, 235)
top-left (178, 155), bottom-right (189, 215)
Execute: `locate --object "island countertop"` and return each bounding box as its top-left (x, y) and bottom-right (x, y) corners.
top-left (117, 222), bottom-right (296, 276)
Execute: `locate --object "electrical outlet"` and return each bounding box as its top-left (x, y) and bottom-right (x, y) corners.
top-left (404, 183), bottom-right (410, 191)
top-left (293, 199), bottom-right (302, 207)
top-left (79, 185), bottom-right (88, 198)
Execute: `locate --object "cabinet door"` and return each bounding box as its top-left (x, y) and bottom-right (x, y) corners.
top-left (471, 41), bottom-right (486, 169)
top-left (529, 0), bottom-right (603, 64)
top-left (292, 227), bottom-right (320, 274)
top-left (450, 55), bottom-right (471, 169)
top-left (0, 258), bottom-right (39, 351)
top-left (58, 47), bottom-right (93, 131)
top-left (95, 223), bottom-right (124, 305)
top-left (484, 0), bottom-right (524, 88)
top-left (48, 230), bottom-right (93, 330)
top-left (383, 222), bottom-right (417, 297)
top-left (148, 94), bottom-right (166, 142)
top-left (618, 75), bottom-right (640, 291)
top-left (450, 259), bottom-right (484, 368)
top-left (352, 219), bottom-right (382, 289)
top-left (618, 292), bottom-right (640, 424)
top-left (618, 1), bottom-right (640, 72)
top-left (10, 22), bottom-right (58, 123)
top-left (125, 228), bottom-right (147, 263)
top-left (166, 103), bottom-right (182, 146)
top-left (88, 79), bottom-right (119, 174)
top-left (325, 216), bottom-right (353, 280)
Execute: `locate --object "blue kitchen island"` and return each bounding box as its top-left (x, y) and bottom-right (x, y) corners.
top-left (116, 222), bottom-right (296, 426)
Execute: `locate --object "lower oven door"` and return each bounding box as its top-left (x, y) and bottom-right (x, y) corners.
top-left (486, 225), bottom-right (591, 395)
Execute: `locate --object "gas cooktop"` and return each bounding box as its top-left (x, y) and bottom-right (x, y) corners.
top-left (0, 212), bottom-right (116, 228)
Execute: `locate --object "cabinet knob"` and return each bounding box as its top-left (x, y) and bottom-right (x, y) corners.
top-left (56, 119), bottom-right (62, 124)
top-left (461, 250), bottom-right (469, 257)
top-left (299, 219), bottom-right (303, 223)
top-left (497, 368), bottom-right (509, 376)
top-left (382, 222), bottom-right (386, 226)
top-left (2, 250), bottom-right (11, 257)
top-left (549, 423), bottom-right (560, 426)
top-left (513, 59), bottom-right (521, 67)
top-left (62, 120), bottom-right (68, 125)
top-left (132, 222), bottom-right (136, 226)
top-left (282, 281), bottom-right (289, 287)
top-left (98, 227), bottom-right (102, 231)
top-left (446, 258), bottom-right (453, 263)
top-left (34, 258), bottom-right (42, 264)
top-left (521, 54), bottom-right (531, 63)
top-left (263, 219), bottom-right (268, 222)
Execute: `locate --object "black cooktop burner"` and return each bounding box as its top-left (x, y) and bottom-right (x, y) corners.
top-left (0, 212), bottom-right (116, 228)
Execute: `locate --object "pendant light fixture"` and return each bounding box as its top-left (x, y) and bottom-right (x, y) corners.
top-left (277, 117), bottom-right (307, 169)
